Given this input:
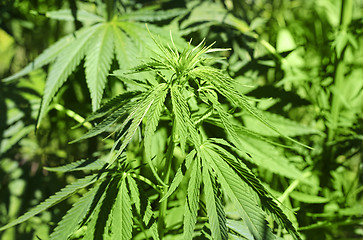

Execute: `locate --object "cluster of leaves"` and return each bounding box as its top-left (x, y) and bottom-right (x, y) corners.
top-left (1, 0), bottom-right (362, 239)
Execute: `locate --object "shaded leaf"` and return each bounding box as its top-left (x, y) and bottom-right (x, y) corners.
top-left (202, 162), bottom-right (228, 240)
top-left (0, 174), bottom-right (103, 231)
top-left (183, 156), bottom-right (201, 240)
top-left (49, 181), bottom-right (104, 240)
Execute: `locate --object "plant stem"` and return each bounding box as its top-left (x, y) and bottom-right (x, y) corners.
top-left (328, 0), bottom-right (353, 142)
top-left (323, 0), bottom-right (352, 186)
top-left (157, 120), bottom-right (176, 239)
top-left (105, 0), bottom-right (115, 21)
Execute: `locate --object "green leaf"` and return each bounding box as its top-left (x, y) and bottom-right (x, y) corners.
top-left (290, 191), bottom-right (330, 204)
top-left (183, 156), bottom-right (201, 240)
top-left (0, 123), bottom-right (33, 155)
top-left (44, 158), bottom-right (107, 172)
top-left (242, 112), bottom-right (321, 137)
top-left (190, 66), bottom-right (311, 149)
top-left (117, 22), bottom-right (185, 57)
top-left (109, 84), bottom-right (167, 166)
top-left (276, 28), bottom-right (296, 53)
top-left (203, 91), bottom-right (241, 145)
top-left (0, 174), bottom-right (102, 231)
top-left (234, 136), bottom-right (305, 181)
top-left (82, 178), bottom-right (113, 240)
top-left (207, 142), bottom-right (301, 240)
top-left (85, 23), bottom-right (115, 111)
top-left (107, 177), bottom-right (132, 240)
top-left (227, 219), bottom-right (254, 240)
top-left (119, 8), bottom-right (188, 22)
top-left (2, 28), bottom-right (87, 82)
top-left (171, 86), bottom-right (201, 151)
top-left (46, 9), bottom-right (104, 23)
top-left (49, 181), bottom-right (104, 240)
top-left (201, 162), bottom-right (228, 240)
top-left (81, 90), bottom-right (143, 124)
top-left (70, 100), bottom-right (135, 143)
top-left (200, 145), bottom-right (275, 240)
top-left (112, 25), bottom-right (140, 70)
top-left (181, 1), bottom-right (250, 34)
top-left (142, 200), bottom-right (160, 240)
top-left (127, 175), bottom-right (141, 214)
top-left (144, 87), bottom-right (168, 186)
top-left (161, 150), bottom-right (196, 202)
top-left (37, 24), bottom-right (101, 128)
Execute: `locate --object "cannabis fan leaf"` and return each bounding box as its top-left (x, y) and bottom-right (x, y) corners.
top-left (3, 6), bottom-right (186, 127)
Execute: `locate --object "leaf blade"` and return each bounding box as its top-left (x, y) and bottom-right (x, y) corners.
top-left (0, 174), bottom-right (102, 231)
top-left (201, 162), bottom-right (228, 240)
top-left (37, 24), bottom-right (101, 127)
top-left (85, 23), bottom-right (115, 111)
top-left (183, 156), bottom-right (201, 240)
top-left (49, 181), bottom-right (104, 240)
top-left (109, 178), bottom-right (132, 240)
top-left (201, 145), bottom-right (275, 240)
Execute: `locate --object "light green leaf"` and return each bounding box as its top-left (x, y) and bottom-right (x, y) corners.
top-left (70, 100), bottom-right (134, 143)
top-left (183, 156), bottom-right (201, 240)
top-left (144, 87), bottom-right (168, 186)
top-left (171, 86), bottom-right (201, 151)
top-left (207, 142), bottom-right (301, 240)
top-left (127, 175), bottom-right (141, 214)
top-left (203, 91), bottom-right (241, 145)
top-left (49, 181), bottom-right (104, 240)
top-left (227, 219), bottom-right (254, 240)
top-left (161, 150), bottom-right (196, 202)
top-left (85, 23), bottom-right (115, 111)
top-left (276, 28), bottom-right (296, 53)
top-left (119, 8), bottom-right (188, 22)
top-left (37, 24), bottom-right (101, 128)
top-left (200, 145), bottom-right (275, 240)
top-left (108, 178), bottom-right (132, 240)
top-left (46, 9), bottom-right (104, 23)
top-left (112, 25), bottom-right (140, 70)
top-left (235, 136), bottom-right (305, 181)
top-left (117, 22), bottom-right (185, 56)
top-left (82, 179), bottom-right (113, 240)
top-left (242, 112), bottom-right (321, 137)
top-left (2, 28), bottom-right (90, 82)
top-left (71, 90), bottom-right (142, 133)
top-left (202, 162), bottom-right (228, 240)
top-left (44, 158), bottom-right (107, 173)
top-left (109, 84), bottom-right (167, 166)
top-left (190, 66), bottom-right (311, 149)
top-left (0, 174), bottom-right (102, 231)
top-left (142, 200), bottom-right (160, 240)
top-left (290, 191), bottom-right (330, 204)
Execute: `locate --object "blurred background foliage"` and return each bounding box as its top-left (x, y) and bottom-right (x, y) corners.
top-left (0, 0), bottom-right (362, 239)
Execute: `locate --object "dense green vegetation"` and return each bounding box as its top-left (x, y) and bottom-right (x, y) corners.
top-left (0, 0), bottom-right (362, 239)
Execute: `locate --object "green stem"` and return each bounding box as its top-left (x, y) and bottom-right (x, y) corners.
top-left (227, 14), bottom-right (284, 61)
top-left (323, 0), bottom-right (352, 186)
top-left (105, 0), bottom-right (115, 21)
top-left (52, 103), bottom-right (92, 129)
top-left (157, 120), bottom-right (176, 239)
top-left (328, 0), bottom-right (353, 142)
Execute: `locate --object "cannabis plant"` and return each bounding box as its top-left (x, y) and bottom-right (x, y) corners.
top-left (0, 25), bottom-right (308, 239)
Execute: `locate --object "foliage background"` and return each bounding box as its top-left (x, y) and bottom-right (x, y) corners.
top-left (0, 0), bottom-right (362, 239)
